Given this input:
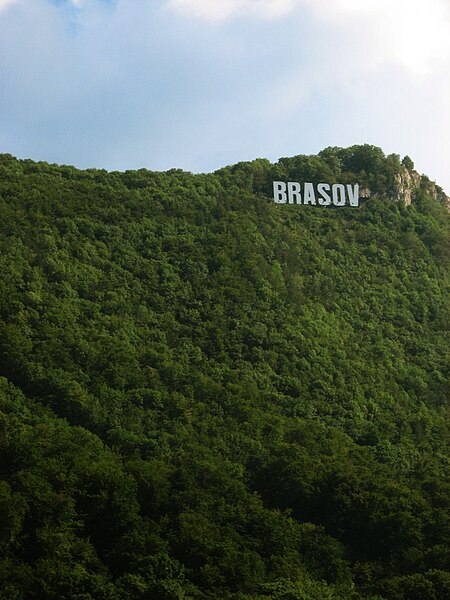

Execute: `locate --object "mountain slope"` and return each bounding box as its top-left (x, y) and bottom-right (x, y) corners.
top-left (0, 146), bottom-right (449, 599)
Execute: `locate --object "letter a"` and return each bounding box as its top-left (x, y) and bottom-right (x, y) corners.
top-left (303, 182), bottom-right (316, 205)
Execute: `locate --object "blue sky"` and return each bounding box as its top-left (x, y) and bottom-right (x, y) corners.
top-left (1, 0), bottom-right (449, 192)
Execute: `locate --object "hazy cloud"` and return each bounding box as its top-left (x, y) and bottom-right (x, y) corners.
top-left (166, 0), bottom-right (450, 77)
top-left (0, 0), bottom-right (19, 11)
top-left (308, 0), bottom-right (450, 78)
top-left (166, 0), bottom-right (295, 21)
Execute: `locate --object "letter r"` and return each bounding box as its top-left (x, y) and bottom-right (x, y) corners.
top-left (287, 182), bottom-right (301, 204)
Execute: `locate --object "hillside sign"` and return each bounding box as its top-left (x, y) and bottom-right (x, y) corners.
top-left (273, 181), bottom-right (360, 207)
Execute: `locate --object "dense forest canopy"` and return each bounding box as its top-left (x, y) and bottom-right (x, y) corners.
top-left (0, 145), bottom-right (449, 599)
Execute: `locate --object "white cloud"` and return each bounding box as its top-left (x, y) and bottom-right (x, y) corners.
top-left (166, 0), bottom-right (295, 21)
top-left (167, 0), bottom-right (450, 79)
top-left (68, 0), bottom-right (95, 7)
top-left (0, 0), bottom-right (19, 11)
top-left (307, 0), bottom-right (450, 79)
top-left (260, 0), bottom-right (450, 192)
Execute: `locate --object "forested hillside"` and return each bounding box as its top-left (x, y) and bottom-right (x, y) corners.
top-left (0, 146), bottom-right (448, 599)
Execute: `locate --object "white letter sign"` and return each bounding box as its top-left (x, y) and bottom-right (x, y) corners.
top-left (273, 181), bottom-right (360, 207)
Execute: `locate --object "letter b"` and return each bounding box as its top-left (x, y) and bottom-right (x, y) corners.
top-left (273, 181), bottom-right (287, 204)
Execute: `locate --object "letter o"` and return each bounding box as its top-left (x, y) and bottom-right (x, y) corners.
top-left (332, 184), bottom-right (346, 206)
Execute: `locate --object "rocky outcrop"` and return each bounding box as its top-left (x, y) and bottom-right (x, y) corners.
top-left (393, 166), bottom-right (449, 209)
top-left (359, 186), bottom-right (371, 199)
top-left (394, 166), bottom-right (421, 206)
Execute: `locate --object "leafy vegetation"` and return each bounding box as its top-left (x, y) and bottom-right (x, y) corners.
top-left (0, 146), bottom-right (448, 599)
